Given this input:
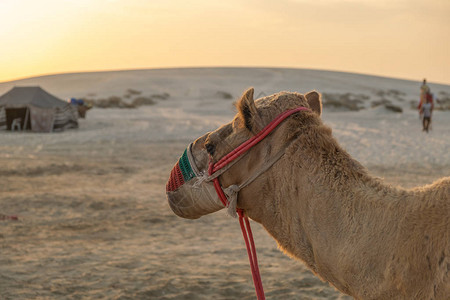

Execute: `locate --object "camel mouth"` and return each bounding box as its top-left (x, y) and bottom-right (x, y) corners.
top-left (167, 191), bottom-right (201, 219)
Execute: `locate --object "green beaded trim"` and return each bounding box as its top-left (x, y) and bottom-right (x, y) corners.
top-left (179, 148), bottom-right (196, 181)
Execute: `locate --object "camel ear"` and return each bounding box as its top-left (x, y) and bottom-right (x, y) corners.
top-left (237, 88), bottom-right (262, 132)
top-left (305, 91), bottom-right (322, 116)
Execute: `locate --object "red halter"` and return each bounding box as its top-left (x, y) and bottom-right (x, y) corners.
top-left (207, 106), bottom-right (310, 300)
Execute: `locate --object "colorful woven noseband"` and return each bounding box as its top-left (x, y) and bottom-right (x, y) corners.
top-left (166, 148), bottom-right (196, 192)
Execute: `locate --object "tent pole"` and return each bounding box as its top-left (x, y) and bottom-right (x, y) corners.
top-left (24, 107), bottom-right (30, 132)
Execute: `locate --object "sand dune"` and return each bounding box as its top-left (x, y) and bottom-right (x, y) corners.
top-left (2, 67), bottom-right (450, 104)
top-left (0, 68), bottom-right (449, 299)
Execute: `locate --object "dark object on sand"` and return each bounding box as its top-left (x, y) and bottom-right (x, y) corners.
top-left (0, 214), bottom-right (18, 221)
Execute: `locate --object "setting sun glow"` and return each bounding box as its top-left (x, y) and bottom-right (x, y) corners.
top-left (1, 0), bottom-right (449, 83)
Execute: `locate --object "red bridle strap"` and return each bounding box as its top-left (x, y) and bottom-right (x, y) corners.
top-left (212, 107), bottom-right (310, 173)
top-left (208, 106), bottom-right (311, 300)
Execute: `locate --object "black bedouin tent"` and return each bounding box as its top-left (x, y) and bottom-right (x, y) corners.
top-left (0, 86), bottom-right (78, 132)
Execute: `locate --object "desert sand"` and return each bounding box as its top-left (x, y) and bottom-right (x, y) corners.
top-left (1, 68), bottom-right (449, 299)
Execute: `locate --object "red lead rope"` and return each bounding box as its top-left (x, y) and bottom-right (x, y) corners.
top-left (238, 209), bottom-right (265, 300)
top-left (211, 169), bottom-right (265, 299)
top-left (208, 107), bottom-right (311, 300)
top-left (209, 155), bottom-right (266, 299)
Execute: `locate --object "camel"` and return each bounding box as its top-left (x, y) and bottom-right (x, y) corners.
top-left (166, 88), bottom-right (450, 299)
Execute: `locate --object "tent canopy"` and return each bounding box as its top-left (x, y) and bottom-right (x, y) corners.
top-left (0, 86), bottom-right (68, 109)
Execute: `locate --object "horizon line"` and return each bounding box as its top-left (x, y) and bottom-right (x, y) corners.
top-left (1, 66), bottom-right (448, 86)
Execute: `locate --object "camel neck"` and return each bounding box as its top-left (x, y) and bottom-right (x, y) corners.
top-left (257, 125), bottom-right (450, 298)
top-left (260, 129), bottom-right (410, 293)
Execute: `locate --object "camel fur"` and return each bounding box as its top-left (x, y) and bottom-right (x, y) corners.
top-left (170, 88), bottom-right (450, 299)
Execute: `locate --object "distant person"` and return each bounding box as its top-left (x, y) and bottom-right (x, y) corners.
top-left (418, 78), bottom-right (430, 111)
top-left (421, 97), bottom-right (433, 133)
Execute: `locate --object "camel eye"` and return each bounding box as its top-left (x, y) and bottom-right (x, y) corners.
top-left (205, 143), bottom-right (215, 155)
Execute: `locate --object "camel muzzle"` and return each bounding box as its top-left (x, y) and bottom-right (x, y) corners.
top-left (166, 144), bottom-right (224, 219)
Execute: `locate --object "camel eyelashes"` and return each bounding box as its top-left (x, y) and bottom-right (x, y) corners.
top-left (205, 143), bottom-right (215, 155)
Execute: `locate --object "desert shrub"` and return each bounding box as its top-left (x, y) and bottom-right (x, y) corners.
top-left (388, 90), bottom-right (406, 102)
top-left (132, 96), bottom-right (156, 106)
top-left (435, 95), bottom-right (450, 110)
top-left (216, 91), bottom-right (233, 99)
top-left (374, 90), bottom-right (387, 98)
top-left (322, 93), bottom-right (366, 111)
top-left (387, 89), bottom-right (406, 97)
top-left (371, 97), bottom-right (402, 112)
top-left (373, 89), bottom-right (406, 102)
top-left (124, 89), bottom-right (142, 99)
top-left (150, 93), bottom-right (170, 100)
top-left (81, 91), bottom-right (170, 108)
top-left (371, 99), bottom-right (392, 108)
top-left (126, 89), bottom-right (142, 95)
top-left (385, 104), bottom-right (403, 113)
top-left (88, 96), bottom-right (136, 108)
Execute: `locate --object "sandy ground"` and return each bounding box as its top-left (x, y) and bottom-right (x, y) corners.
top-left (1, 68), bottom-right (449, 299)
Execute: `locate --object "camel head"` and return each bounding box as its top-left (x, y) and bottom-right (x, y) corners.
top-left (166, 88), bottom-right (322, 220)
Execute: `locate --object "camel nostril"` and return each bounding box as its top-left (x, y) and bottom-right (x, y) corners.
top-left (205, 143), bottom-right (215, 155)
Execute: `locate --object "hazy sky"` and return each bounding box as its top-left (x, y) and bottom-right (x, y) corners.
top-left (1, 0), bottom-right (449, 84)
